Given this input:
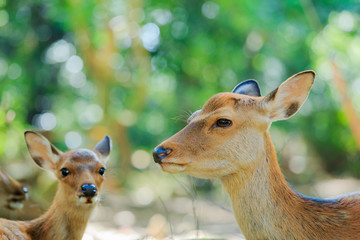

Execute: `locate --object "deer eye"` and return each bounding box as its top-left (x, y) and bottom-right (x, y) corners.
top-left (60, 168), bottom-right (70, 177)
top-left (98, 167), bottom-right (106, 176)
top-left (216, 119), bottom-right (232, 128)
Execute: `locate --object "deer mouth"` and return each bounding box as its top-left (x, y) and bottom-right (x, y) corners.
top-left (159, 162), bottom-right (188, 173)
top-left (78, 195), bottom-right (99, 205)
top-left (6, 193), bottom-right (27, 210)
top-left (6, 199), bottom-right (24, 210)
top-left (161, 162), bottom-right (187, 166)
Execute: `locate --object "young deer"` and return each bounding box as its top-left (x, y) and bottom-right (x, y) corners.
top-left (0, 131), bottom-right (111, 240)
top-left (0, 168), bottom-right (28, 210)
top-left (153, 71), bottom-right (360, 240)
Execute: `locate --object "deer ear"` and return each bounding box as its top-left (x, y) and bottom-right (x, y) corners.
top-left (93, 135), bottom-right (111, 163)
top-left (24, 131), bottom-right (62, 171)
top-left (261, 70), bottom-right (315, 122)
top-left (0, 169), bottom-right (11, 188)
top-left (232, 79), bottom-right (261, 97)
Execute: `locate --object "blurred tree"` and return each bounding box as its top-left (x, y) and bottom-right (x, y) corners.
top-left (1, 0), bottom-right (360, 201)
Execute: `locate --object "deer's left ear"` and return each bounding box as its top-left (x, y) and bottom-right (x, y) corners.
top-left (24, 131), bottom-right (63, 171)
top-left (261, 70), bottom-right (315, 122)
top-left (232, 79), bottom-right (261, 97)
top-left (93, 135), bottom-right (111, 163)
top-left (0, 169), bottom-right (11, 187)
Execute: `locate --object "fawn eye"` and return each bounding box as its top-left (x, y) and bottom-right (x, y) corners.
top-left (60, 168), bottom-right (70, 177)
top-left (98, 167), bottom-right (106, 176)
top-left (216, 119), bottom-right (232, 128)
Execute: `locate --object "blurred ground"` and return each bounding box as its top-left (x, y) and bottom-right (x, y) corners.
top-left (2, 176), bottom-right (360, 239)
top-left (80, 177), bottom-right (360, 240)
top-left (84, 188), bottom-right (244, 240)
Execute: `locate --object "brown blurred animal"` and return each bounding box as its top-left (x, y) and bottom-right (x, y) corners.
top-left (153, 71), bottom-right (360, 240)
top-left (0, 168), bottom-right (27, 210)
top-left (0, 131), bottom-right (111, 240)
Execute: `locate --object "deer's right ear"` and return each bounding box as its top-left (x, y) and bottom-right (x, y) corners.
top-left (93, 135), bottom-right (111, 163)
top-left (261, 70), bottom-right (315, 122)
top-left (232, 80), bottom-right (261, 97)
top-left (24, 131), bottom-right (62, 171)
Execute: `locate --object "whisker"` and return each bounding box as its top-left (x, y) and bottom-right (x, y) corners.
top-left (171, 110), bottom-right (194, 123)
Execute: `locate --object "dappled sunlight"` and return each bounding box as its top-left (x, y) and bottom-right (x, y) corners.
top-left (45, 40), bottom-right (74, 64)
top-left (131, 186), bottom-right (154, 206)
top-left (131, 150), bottom-right (151, 170)
top-left (201, 2), bottom-right (220, 20)
top-left (140, 23), bottom-right (160, 52)
top-left (32, 112), bottom-right (57, 131)
top-left (1, 0), bottom-right (360, 239)
top-left (65, 131), bottom-right (83, 149)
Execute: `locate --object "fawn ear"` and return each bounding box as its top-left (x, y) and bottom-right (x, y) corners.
top-left (24, 131), bottom-right (62, 171)
top-left (0, 169), bottom-right (11, 187)
top-left (232, 80), bottom-right (261, 97)
top-left (261, 71), bottom-right (315, 121)
top-left (93, 135), bottom-right (111, 163)
top-left (0, 169), bottom-right (22, 193)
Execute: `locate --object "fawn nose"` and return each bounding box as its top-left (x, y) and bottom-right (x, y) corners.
top-left (81, 184), bottom-right (97, 197)
top-left (153, 147), bottom-right (172, 163)
top-left (14, 187), bottom-right (28, 196)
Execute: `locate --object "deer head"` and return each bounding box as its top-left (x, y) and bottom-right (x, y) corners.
top-left (153, 71), bottom-right (315, 179)
top-left (0, 168), bottom-right (28, 210)
top-left (24, 131), bottom-right (111, 207)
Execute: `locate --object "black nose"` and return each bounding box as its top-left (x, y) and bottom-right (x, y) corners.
top-left (153, 147), bottom-right (172, 163)
top-left (81, 184), bottom-right (97, 197)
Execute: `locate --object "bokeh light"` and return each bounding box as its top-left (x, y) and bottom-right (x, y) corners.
top-left (65, 56), bottom-right (84, 74)
top-left (45, 40), bottom-right (74, 64)
top-left (337, 11), bottom-right (354, 32)
top-left (131, 187), bottom-right (154, 206)
top-left (2, 1), bottom-right (360, 238)
top-left (151, 9), bottom-right (172, 26)
top-left (8, 64), bottom-right (22, 80)
top-left (201, 2), bottom-right (220, 19)
top-left (0, 10), bottom-right (9, 27)
top-left (289, 156), bottom-right (307, 174)
top-left (68, 72), bottom-right (87, 88)
top-left (114, 210), bottom-right (136, 227)
top-left (65, 131), bottom-right (83, 149)
top-left (131, 150), bottom-right (151, 169)
top-left (140, 23), bottom-right (160, 52)
top-left (32, 112), bottom-right (57, 131)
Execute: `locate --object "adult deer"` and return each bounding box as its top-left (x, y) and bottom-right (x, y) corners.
top-left (0, 168), bottom-right (28, 210)
top-left (0, 131), bottom-right (111, 240)
top-left (153, 71), bottom-right (360, 240)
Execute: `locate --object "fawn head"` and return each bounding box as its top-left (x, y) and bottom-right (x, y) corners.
top-left (24, 131), bottom-right (111, 206)
top-left (154, 71), bottom-right (315, 178)
top-left (0, 168), bottom-right (28, 210)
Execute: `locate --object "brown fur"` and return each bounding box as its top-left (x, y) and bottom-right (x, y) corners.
top-left (265, 87), bottom-right (278, 102)
top-left (155, 71), bottom-right (360, 239)
top-left (286, 102), bottom-right (300, 117)
top-left (0, 131), bottom-right (110, 240)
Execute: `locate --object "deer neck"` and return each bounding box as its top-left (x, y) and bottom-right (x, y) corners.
top-left (26, 185), bottom-right (95, 240)
top-left (221, 131), bottom-right (301, 239)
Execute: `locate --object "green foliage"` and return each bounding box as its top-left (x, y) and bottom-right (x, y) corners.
top-left (1, 0), bottom-right (360, 202)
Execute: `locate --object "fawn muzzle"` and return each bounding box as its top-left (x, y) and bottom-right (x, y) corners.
top-left (6, 186), bottom-right (28, 210)
top-left (81, 184), bottom-right (97, 197)
top-left (153, 147), bottom-right (172, 163)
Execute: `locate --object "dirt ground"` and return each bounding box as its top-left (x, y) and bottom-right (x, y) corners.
top-left (83, 177), bottom-right (360, 240)
top-left (2, 177), bottom-right (360, 240)
top-left (84, 192), bottom-right (245, 240)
